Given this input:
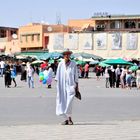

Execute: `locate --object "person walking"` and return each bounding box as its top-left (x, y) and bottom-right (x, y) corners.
top-left (108, 66), bottom-right (116, 88)
top-left (125, 70), bottom-right (132, 89)
top-left (20, 62), bottom-right (27, 82)
top-left (0, 59), bottom-right (5, 77)
top-left (120, 66), bottom-right (127, 89)
top-left (27, 65), bottom-right (34, 88)
top-left (4, 64), bottom-right (11, 88)
top-left (84, 62), bottom-right (89, 78)
top-left (10, 65), bottom-right (17, 87)
top-left (55, 49), bottom-right (79, 125)
top-left (136, 67), bottom-right (140, 89)
top-left (104, 66), bottom-right (110, 88)
top-left (115, 65), bottom-right (121, 88)
top-left (95, 65), bottom-right (101, 80)
top-left (46, 64), bottom-right (53, 88)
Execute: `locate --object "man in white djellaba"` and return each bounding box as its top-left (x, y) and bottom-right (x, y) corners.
top-left (55, 49), bottom-right (79, 125)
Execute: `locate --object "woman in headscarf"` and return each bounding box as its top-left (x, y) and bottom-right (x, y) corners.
top-left (20, 62), bottom-right (27, 81)
top-left (4, 64), bottom-right (11, 88)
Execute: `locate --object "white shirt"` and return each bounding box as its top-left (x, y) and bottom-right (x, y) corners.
top-left (27, 67), bottom-right (34, 77)
top-left (0, 61), bottom-right (5, 68)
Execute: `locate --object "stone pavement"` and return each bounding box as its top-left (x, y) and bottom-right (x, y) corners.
top-left (1, 73), bottom-right (140, 139)
top-left (0, 120), bottom-right (140, 140)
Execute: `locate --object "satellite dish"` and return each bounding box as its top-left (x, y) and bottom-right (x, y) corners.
top-left (47, 26), bottom-right (52, 32)
top-left (12, 34), bottom-right (17, 39)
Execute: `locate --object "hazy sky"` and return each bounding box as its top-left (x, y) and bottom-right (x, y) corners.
top-left (0, 0), bottom-right (140, 27)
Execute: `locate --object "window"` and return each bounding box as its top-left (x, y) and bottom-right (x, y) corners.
top-left (124, 21), bottom-right (136, 28)
top-left (138, 23), bottom-right (140, 28)
top-left (31, 35), bottom-right (34, 41)
top-left (110, 22), bottom-right (115, 29)
top-left (26, 35), bottom-right (28, 42)
top-left (110, 21), bottom-right (121, 29)
top-left (37, 34), bottom-right (40, 41)
top-left (11, 30), bottom-right (17, 36)
top-left (0, 29), bottom-right (6, 38)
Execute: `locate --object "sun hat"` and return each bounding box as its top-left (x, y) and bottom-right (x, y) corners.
top-left (22, 62), bottom-right (26, 65)
top-left (62, 48), bottom-right (73, 55)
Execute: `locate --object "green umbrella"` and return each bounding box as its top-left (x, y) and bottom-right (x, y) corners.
top-left (75, 60), bottom-right (86, 66)
top-left (16, 52), bottom-right (47, 59)
top-left (102, 58), bottom-right (134, 65)
top-left (129, 65), bottom-right (139, 71)
top-left (98, 62), bottom-right (111, 67)
top-left (38, 52), bottom-right (63, 60)
top-left (73, 52), bottom-right (103, 60)
top-left (49, 59), bottom-right (54, 64)
top-left (38, 53), bottom-right (50, 60)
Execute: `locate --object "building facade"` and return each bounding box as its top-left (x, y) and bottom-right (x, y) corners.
top-left (0, 26), bottom-right (18, 54)
top-left (47, 15), bottom-right (140, 59)
top-left (68, 15), bottom-right (140, 32)
top-left (47, 32), bottom-right (140, 59)
top-left (18, 23), bottom-right (71, 52)
top-left (2, 14), bottom-right (140, 59)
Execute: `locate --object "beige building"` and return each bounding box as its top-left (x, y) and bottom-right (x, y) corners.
top-left (2, 14), bottom-right (140, 59)
top-left (47, 32), bottom-right (140, 59)
top-left (48, 15), bottom-right (140, 59)
top-left (68, 15), bottom-right (140, 32)
top-left (68, 19), bottom-right (95, 32)
top-left (0, 26), bottom-right (18, 55)
top-left (18, 23), bottom-right (71, 52)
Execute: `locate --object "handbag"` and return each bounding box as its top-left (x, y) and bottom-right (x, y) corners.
top-left (75, 90), bottom-right (81, 100)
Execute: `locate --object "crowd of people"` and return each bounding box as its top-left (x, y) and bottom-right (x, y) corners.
top-left (0, 59), bottom-right (17, 88)
top-left (94, 64), bottom-right (140, 90)
top-left (0, 58), bottom-right (54, 89)
top-left (1, 56), bottom-right (140, 90)
top-left (77, 62), bottom-right (90, 78)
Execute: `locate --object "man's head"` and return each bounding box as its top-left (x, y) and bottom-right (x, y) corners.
top-left (62, 48), bottom-right (72, 56)
top-left (62, 48), bottom-right (72, 62)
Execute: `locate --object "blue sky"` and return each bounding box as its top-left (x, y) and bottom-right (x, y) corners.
top-left (0, 0), bottom-right (140, 27)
